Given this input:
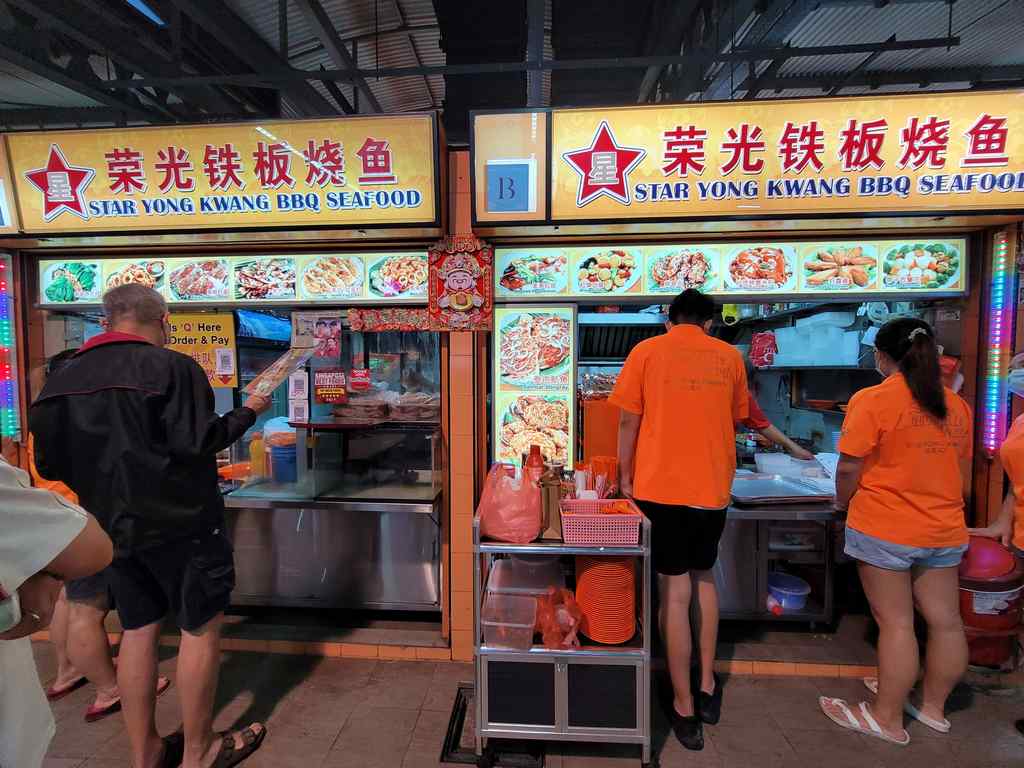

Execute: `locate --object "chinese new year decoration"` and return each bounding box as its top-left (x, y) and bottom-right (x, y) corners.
top-left (428, 235), bottom-right (493, 332)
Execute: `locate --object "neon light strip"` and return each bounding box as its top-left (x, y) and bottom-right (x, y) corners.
top-left (0, 255), bottom-right (18, 439)
top-left (982, 231), bottom-right (1014, 454)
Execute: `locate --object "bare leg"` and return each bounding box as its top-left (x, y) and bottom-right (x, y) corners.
top-left (118, 620), bottom-right (163, 768)
top-left (66, 596), bottom-right (118, 707)
top-left (659, 573), bottom-right (695, 717)
top-left (179, 613), bottom-right (265, 768)
top-left (49, 588), bottom-right (81, 687)
top-left (912, 565), bottom-right (967, 723)
top-left (690, 569), bottom-right (719, 694)
top-left (858, 562), bottom-right (916, 735)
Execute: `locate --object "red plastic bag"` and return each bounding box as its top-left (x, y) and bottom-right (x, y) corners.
top-left (478, 463), bottom-right (542, 544)
top-left (750, 331), bottom-right (778, 368)
top-left (536, 587), bottom-right (583, 650)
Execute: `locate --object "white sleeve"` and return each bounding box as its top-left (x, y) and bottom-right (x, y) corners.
top-left (0, 459), bottom-right (87, 595)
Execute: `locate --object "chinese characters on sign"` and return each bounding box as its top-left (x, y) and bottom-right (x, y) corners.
top-left (521, 91), bottom-right (1024, 220)
top-left (6, 115), bottom-right (438, 232)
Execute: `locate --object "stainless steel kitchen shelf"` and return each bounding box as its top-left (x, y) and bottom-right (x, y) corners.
top-left (473, 516), bottom-right (653, 766)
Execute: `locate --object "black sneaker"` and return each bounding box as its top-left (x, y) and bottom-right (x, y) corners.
top-left (670, 711), bottom-right (704, 751)
top-left (698, 673), bottom-right (722, 725)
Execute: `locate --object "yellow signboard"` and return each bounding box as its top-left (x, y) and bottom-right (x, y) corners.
top-left (472, 91), bottom-right (1024, 223)
top-left (5, 114), bottom-right (438, 233)
top-left (168, 313), bottom-right (237, 388)
top-left (0, 140), bottom-right (19, 234)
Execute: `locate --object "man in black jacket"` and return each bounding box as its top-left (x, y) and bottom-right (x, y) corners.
top-left (31, 284), bottom-right (271, 768)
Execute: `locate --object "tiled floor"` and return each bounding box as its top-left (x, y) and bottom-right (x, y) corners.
top-left (36, 643), bottom-right (1024, 768)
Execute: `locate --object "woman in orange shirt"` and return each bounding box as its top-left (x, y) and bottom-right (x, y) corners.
top-left (971, 352), bottom-right (1024, 739)
top-left (820, 318), bottom-right (972, 747)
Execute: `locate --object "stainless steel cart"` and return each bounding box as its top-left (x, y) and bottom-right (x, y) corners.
top-left (473, 517), bottom-right (652, 766)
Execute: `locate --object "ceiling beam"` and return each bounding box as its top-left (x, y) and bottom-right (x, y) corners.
top-left (291, 0), bottom-right (383, 112)
top-left (526, 0), bottom-right (544, 107)
top-left (318, 65), bottom-right (355, 114)
top-left (637, 0), bottom-right (704, 103)
top-left (96, 36), bottom-right (964, 89)
top-left (6, 0), bottom-right (238, 114)
top-left (164, 0), bottom-right (336, 116)
top-left (747, 64), bottom-right (1024, 91)
top-left (0, 105), bottom-right (252, 128)
top-left (826, 34), bottom-right (894, 95)
top-left (287, 23), bottom-right (439, 62)
top-left (392, 0), bottom-right (434, 108)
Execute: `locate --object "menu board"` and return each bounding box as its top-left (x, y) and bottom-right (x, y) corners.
top-left (494, 237), bottom-right (967, 300)
top-left (492, 305), bottom-right (576, 467)
top-left (37, 251), bottom-right (430, 307)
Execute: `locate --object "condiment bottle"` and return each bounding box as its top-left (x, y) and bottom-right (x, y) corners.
top-left (525, 444), bottom-right (545, 486)
top-left (249, 432), bottom-right (266, 479)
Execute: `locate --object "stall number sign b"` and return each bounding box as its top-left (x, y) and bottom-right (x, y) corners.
top-left (485, 158), bottom-right (536, 213)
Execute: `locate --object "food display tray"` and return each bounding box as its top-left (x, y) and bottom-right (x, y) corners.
top-left (731, 474), bottom-right (834, 505)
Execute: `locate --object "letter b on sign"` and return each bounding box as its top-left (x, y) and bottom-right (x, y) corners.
top-left (485, 159), bottom-right (536, 213)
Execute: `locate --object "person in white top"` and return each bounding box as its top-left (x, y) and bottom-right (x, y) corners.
top-left (0, 456), bottom-right (113, 768)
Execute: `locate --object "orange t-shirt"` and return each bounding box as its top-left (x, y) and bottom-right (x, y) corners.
top-left (998, 414), bottom-right (1024, 551)
top-left (27, 433), bottom-right (78, 505)
top-left (839, 373), bottom-right (971, 548)
top-left (609, 324), bottom-right (748, 508)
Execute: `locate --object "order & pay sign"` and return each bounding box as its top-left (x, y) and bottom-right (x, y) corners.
top-left (5, 114), bottom-right (439, 232)
top-left (167, 313), bottom-right (237, 387)
top-left (473, 90), bottom-right (1024, 222)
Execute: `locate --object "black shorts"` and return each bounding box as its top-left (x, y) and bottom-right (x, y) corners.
top-left (66, 568), bottom-right (112, 607)
top-left (107, 527), bottom-right (235, 632)
top-left (635, 500), bottom-right (728, 576)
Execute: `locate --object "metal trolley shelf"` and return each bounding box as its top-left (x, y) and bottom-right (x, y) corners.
top-left (473, 516), bottom-right (653, 766)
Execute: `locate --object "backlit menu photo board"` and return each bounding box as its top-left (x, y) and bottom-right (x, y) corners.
top-left (494, 237), bottom-right (967, 301)
top-left (37, 251), bottom-right (430, 307)
top-left (492, 305), bottom-right (576, 467)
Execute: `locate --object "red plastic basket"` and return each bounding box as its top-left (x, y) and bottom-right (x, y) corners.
top-left (560, 499), bottom-right (642, 546)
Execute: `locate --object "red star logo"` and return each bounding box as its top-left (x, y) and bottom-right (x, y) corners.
top-left (24, 144), bottom-right (95, 221)
top-left (562, 121), bottom-right (646, 207)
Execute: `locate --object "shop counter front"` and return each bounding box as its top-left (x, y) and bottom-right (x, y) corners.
top-left (222, 422), bottom-right (443, 612)
top-left (716, 503), bottom-right (838, 625)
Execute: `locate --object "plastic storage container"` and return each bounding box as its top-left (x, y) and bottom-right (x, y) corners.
top-left (270, 444), bottom-right (298, 484)
top-left (795, 311), bottom-right (855, 329)
top-left (767, 572), bottom-right (811, 612)
top-left (482, 592), bottom-right (537, 650)
top-left (755, 453), bottom-right (793, 475)
top-left (959, 536), bottom-right (1024, 667)
top-left (488, 558), bottom-right (564, 596)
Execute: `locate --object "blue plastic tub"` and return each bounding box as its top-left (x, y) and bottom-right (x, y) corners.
top-left (269, 444), bottom-right (297, 484)
top-left (767, 572), bottom-right (811, 612)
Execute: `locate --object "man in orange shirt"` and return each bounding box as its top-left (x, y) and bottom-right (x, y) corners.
top-left (611, 289), bottom-right (747, 751)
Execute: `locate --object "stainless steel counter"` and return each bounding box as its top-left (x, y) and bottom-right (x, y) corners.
top-left (727, 502), bottom-right (837, 521)
top-left (223, 491), bottom-right (442, 612)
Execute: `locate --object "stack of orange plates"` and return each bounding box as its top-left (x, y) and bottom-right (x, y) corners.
top-left (575, 556), bottom-right (636, 645)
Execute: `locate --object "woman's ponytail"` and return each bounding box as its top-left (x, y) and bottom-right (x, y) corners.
top-left (875, 318), bottom-right (947, 421)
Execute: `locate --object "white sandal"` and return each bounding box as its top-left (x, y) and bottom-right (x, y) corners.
top-left (819, 696), bottom-right (911, 746)
top-left (863, 677), bottom-right (951, 734)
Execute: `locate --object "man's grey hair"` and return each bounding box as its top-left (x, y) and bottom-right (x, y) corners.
top-left (102, 283), bottom-right (167, 325)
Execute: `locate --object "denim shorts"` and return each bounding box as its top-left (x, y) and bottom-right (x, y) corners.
top-left (844, 526), bottom-right (967, 571)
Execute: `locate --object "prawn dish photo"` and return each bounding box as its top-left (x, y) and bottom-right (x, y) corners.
top-left (647, 248), bottom-right (716, 292)
top-left (234, 258), bottom-right (296, 300)
top-left (725, 246), bottom-right (794, 291)
top-left (301, 255), bottom-right (363, 298)
top-left (498, 251), bottom-right (568, 294)
top-left (882, 243), bottom-right (960, 290)
top-left (576, 249), bottom-right (640, 294)
top-left (801, 245), bottom-right (877, 290)
top-left (499, 395), bottom-right (571, 464)
top-left (169, 260), bottom-right (229, 300)
top-left (106, 261), bottom-right (165, 291)
top-left (369, 254), bottom-right (428, 297)
top-left (499, 312), bottom-right (572, 388)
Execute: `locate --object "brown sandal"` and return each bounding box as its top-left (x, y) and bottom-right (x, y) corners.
top-left (211, 725), bottom-right (267, 768)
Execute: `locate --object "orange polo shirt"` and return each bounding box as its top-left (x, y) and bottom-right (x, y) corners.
top-left (839, 373), bottom-right (971, 549)
top-left (27, 433), bottom-right (78, 505)
top-left (610, 324), bottom-right (748, 508)
top-left (999, 414), bottom-right (1024, 551)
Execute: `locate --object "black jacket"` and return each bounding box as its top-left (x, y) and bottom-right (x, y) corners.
top-left (29, 334), bottom-right (256, 554)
